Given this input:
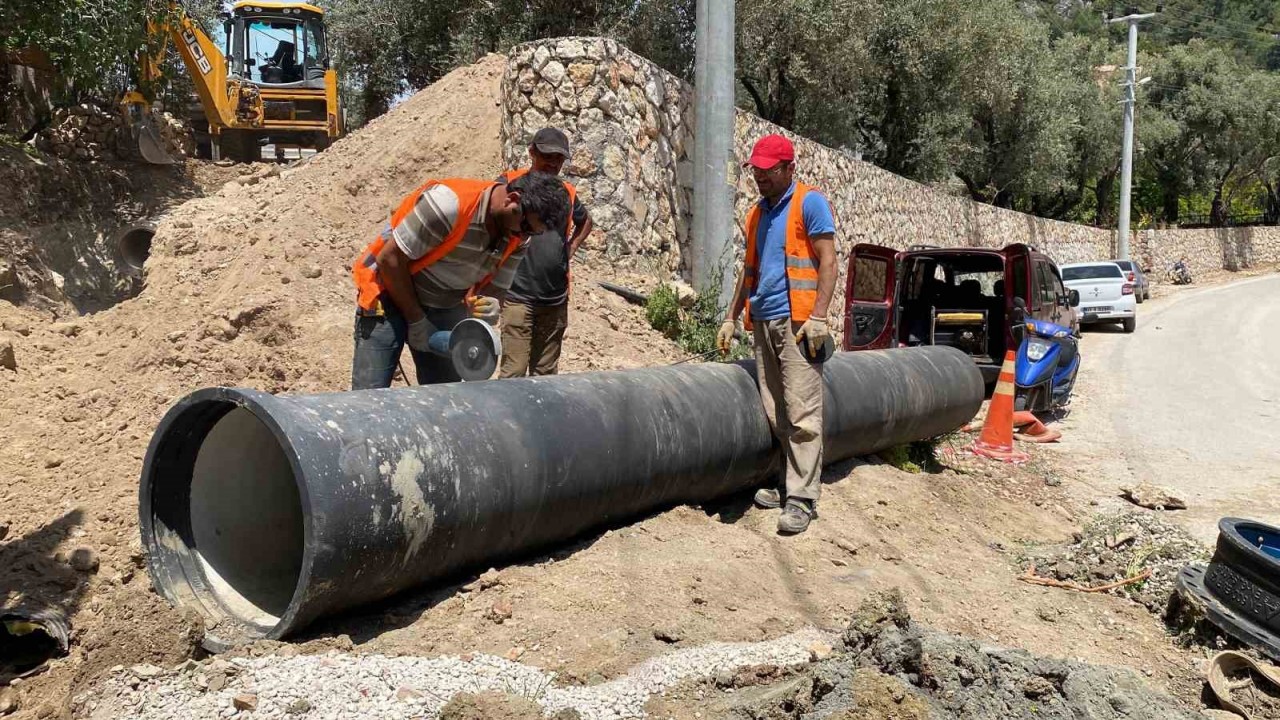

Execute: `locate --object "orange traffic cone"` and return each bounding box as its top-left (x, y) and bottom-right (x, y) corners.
top-left (971, 351), bottom-right (1030, 463)
top-left (1013, 411), bottom-right (1062, 443)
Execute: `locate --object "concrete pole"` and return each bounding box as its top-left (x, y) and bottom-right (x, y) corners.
top-left (1110, 9), bottom-right (1157, 260)
top-left (1116, 20), bottom-right (1138, 260)
top-left (693, 0), bottom-right (708, 287)
top-left (693, 0), bottom-right (736, 303)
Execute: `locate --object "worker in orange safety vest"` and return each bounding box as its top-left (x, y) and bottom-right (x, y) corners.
top-left (349, 173), bottom-right (568, 389)
top-left (717, 134), bottom-right (839, 536)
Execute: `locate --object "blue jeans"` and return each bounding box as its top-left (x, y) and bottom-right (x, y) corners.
top-left (350, 301), bottom-right (469, 390)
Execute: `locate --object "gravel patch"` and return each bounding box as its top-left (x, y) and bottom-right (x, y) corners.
top-left (79, 627), bottom-right (829, 720)
top-left (1021, 511), bottom-right (1209, 612)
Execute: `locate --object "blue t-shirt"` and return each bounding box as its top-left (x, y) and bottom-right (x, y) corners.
top-left (749, 183), bottom-right (837, 321)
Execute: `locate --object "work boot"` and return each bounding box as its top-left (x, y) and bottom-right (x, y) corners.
top-left (777, 499), bottom-right (815, 535)
top-left (753, 488), bottom-right (782, 509)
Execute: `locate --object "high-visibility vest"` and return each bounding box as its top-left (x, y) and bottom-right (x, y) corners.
top-left (350, 178), bottom-right (522, 313)
top-left (499, 168), bottom-right (577, 236)
top-left (743, 182), bottom-right (820, 329)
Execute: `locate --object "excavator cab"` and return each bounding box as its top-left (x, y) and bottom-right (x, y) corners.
top-left (227, 4), bottom-right (328, 87)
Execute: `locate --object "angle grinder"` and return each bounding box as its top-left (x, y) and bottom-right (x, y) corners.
top-left (444, 318), bottom-right (502, 381)
top-left (399, 318), bottom-right (502, 384)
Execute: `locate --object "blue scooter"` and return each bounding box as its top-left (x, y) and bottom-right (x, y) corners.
top-left (1011, 298), bottom-right (1081, 413)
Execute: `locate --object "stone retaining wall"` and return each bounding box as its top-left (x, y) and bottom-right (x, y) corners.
top-left (1138, 226), bottom-right (1280, 279)
top-left (501, 38), bottom-right (694, 276)
top-left (499, 37), bottom-right (1278, 330)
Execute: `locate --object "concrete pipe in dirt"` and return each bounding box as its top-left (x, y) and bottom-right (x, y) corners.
top-left (114, 222), bottom-right (156, 276)
top-left (138, 347), bottom-right (982, 649)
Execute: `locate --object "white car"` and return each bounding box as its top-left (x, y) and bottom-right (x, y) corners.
top-left (1059, 262), bottom-right (1137, 333)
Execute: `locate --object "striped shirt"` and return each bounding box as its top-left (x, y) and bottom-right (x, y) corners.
top-left (391, 184), bottom-right (525, 309)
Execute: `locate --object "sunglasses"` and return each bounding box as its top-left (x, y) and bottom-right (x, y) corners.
top-left (752, 162), bottom-right (790, 177)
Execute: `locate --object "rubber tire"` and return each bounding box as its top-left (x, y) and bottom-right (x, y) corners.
top-left (1122, 317), bottom-right (1136, 334)
top-left (1136, 291), bottom-right (1145, 304)
top-left (1175, 517), bottom-right (1280, 661)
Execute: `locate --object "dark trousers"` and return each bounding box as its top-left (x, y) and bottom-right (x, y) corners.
top-left (350, 302), bottom-right (468, 390)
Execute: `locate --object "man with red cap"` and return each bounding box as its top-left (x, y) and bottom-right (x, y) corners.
top-left (717, 133), bottom-right (838, 535)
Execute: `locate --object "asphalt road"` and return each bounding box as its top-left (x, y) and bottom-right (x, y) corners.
top-left (1057, 274), bottom-right (1280, 543)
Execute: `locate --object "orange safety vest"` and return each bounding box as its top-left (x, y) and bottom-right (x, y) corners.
top-left (743, 182), bottom-right (820, 329)
top-left (351, 178), bottom-right (522, 313)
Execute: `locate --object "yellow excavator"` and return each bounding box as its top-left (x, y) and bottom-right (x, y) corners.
top-left (122, 0), bottom-right (344, 164)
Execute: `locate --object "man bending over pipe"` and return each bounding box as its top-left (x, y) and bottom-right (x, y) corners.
top-left (350, 174), bottom-right (568, 389)
top-left (717, 134), bottom-right (839, 535)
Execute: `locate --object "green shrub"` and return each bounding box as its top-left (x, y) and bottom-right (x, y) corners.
top-left (645, 283), bottom-right (682, 338)
top-left (645, 277), bottom-right (751, 361)
top-left (878, 439), bottom-right (944, 473)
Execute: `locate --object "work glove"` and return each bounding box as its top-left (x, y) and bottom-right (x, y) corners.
top-left (716, 318), bottom-right (737, 355)
top-left (405, 316), bottom-right (436, 353)
top-left (469, 295), bottom-right (501, 326)
top-left (795, 316), bottom-right (830, 358)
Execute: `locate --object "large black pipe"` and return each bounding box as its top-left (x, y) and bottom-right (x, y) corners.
top-left (139, 347), bottom-right (982, 648)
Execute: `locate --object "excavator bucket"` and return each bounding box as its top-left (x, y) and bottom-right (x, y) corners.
top-left (135, 113), bottom-right (177, 165)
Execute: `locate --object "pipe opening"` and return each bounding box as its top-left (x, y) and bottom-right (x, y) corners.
top-left (116, 226), bottom-right (154, 273)
top-left (0, 609), bottom-right (69, 683)
top-left (148, 402), bottom-right (304, 632)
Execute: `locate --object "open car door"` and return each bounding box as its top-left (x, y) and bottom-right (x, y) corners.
top-left (843, 243), bottom-right (899, 350)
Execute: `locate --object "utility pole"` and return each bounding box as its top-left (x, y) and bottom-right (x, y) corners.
top-left (1108, 5), bottom-right (1159, 260)
top-left (693, 0), bottom-right (736, 303)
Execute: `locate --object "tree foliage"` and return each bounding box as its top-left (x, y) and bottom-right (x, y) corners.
top-left (1, 0), bottom-right (159, 102)
top-left (325, 0), bottom-right (696, 126)
top-left (1, 0), bottom-right (224, 112)
top-left (5, 0), bottom-right (1277, 228)
top-left (1136, 41), bottom-right (1280, 224)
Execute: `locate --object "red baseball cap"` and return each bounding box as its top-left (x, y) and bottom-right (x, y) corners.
top-left (745, 134), bottom-right (795, 169)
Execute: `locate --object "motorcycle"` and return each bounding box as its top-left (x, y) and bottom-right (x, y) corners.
top-left (1167, 261), bottom-right (1193, 285)
top-left (1010, 298), bottom-right (1081, 413)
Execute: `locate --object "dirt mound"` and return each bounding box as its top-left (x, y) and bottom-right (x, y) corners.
top-left (0, 52), bottom-right (683, 716)
top-left (0, 145), bottom-right (199, 313)
top-left (438, 692), bottom-right (549, 720)
top-left (697, 590), bottom-right (1202, 720)
top-left (646, 589), bottom-right (1202, 719)
top-left (830, 590), bottom-right (1201, 719)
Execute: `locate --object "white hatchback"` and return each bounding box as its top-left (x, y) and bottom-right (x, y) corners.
top-left (1060, 262), bottom-right (1137, 333)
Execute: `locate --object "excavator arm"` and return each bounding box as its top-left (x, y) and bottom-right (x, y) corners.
top-left (163, 14), bottom-right (239, 129)
top-left (123, 5), bottom-right (244, 163)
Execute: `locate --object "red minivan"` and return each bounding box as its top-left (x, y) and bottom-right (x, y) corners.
top-left (843, 243), bottom-right (1079, 384)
